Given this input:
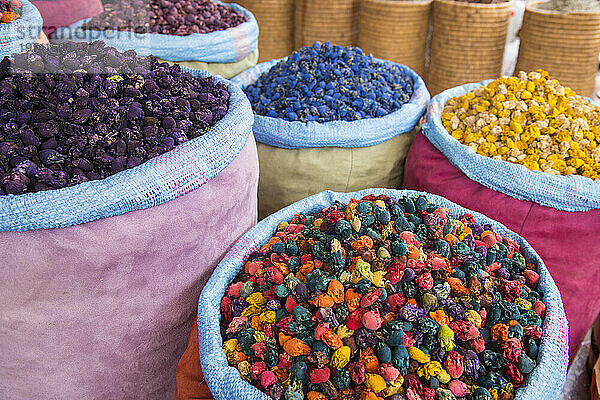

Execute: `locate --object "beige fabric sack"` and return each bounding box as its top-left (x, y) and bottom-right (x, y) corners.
top-left (232, 59), bottom-right (430, 220)
top-left (35, 31), bottom-right (49, 44)
top-left (257, 130), bottom-right (416, 219)
top-left (159, 49), bottom-right (259, 80)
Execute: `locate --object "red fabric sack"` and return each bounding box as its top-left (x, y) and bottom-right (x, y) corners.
top-left (404, 131), bottom-right (600, 361)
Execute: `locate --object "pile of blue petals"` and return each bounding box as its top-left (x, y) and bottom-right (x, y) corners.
top-left (244, 42), bottom-right (415, 123)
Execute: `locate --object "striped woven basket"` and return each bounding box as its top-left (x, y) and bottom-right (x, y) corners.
top-left (229, 0), bottom-right (294, 62)
top-left (515, 1), bottom-right (600, 97)
top-left (294, 0), bottom-right (359, 48)
top-left (426, 0), bottom-right (512, 95)
top-left (358, 0), bottom-right (432, 77)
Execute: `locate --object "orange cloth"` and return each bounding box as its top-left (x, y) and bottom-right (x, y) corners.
top-left (175, 321), bottom-right (214, 400)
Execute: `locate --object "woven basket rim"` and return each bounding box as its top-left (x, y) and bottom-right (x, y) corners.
top-left (363, 0), bottom-right (433, 6)
top-left (521, 24), bottom-right (600, 31)
top-left (524, 13), bottom-right (600, 21)
top-left (363, 13), bottom-right (430, 18)
top-left (434, 0), bottom-right (513, 9)
top-left (526, 0), bottom-right (600, 15)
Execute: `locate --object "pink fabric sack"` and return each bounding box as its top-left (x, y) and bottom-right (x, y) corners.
top-left (31, 0), bottom-right (103, 37)
top-left (0, 71), bottom-right (259, 399)
top-left (404, 131), bottom-right (600, 361)
top-left (0, 136), bottom-right (258, 399)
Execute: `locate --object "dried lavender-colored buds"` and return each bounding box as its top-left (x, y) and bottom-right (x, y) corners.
top-left (82, 0), bottom-right (247, 36)
top-left (0, 40), bottom-right (230, 195)
top-left (245, 42), bottom-right (414, 123)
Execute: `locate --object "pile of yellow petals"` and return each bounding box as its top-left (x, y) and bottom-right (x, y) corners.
top-left (442, 69), bottom-right (600, 180)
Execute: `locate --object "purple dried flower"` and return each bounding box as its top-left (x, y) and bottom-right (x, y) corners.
top-left (398, 304), bottom-right (427, 322)
top-left (2, 171), bottom-right (29, 194)
top-left (317, 307), bottom-right (339, 328)
top-left (355, 328), bottom-right (378, 349)
top-left (464, 350), bottom-right (481, 381)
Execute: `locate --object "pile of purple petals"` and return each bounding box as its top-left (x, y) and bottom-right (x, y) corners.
top-left (82, 0), bottom-right (248, 36)
top-left (0, 40), bottom-right (230, 195)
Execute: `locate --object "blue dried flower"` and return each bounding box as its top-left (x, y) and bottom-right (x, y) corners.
top-left (245, 42), bottom-right (414, 123)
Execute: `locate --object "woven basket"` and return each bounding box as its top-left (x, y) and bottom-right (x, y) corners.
top-left (426, 0), bottom-right (512, 95)
top-left (515, 1), bottom-right (600, 97)
top-left (294, 0), bottom-right (359, 48)
top-left (229, 0), bottom-right (294, 62)
top-left (358, 0), bottom-right (432, 76)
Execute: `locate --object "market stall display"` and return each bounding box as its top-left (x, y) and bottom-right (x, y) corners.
top-left (31, 0), bottom-right (103, 37)
top-left (358, 0), bottom-right (432, 77)
top-left (52, 0), bottom-right (259, 79)
top-left (184, 188), bottom-right (568, 400)
top-left (294, 0), bottom-right (359, 49)
top-left (233, 42), bottom-right (429, 219)
top-left (0, 0), bottom-right (42, 59)
top-left (427, 0), bottom-right (512, 95)
top-left (224, 0), bottom-right (294, 63)
top-left (0, 41), bottom-right (258, 398)
top-left (515, 0), bottom-right (600, 98)
top-left (403, 71), bottom-right (600, 360)
top-left (0, 0), bottom-right (598, 395)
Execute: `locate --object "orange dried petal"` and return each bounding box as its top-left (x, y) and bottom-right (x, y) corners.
top-left (445, 234), bottom-right (459, 245)
top-left (307, 391), bottom-right (328, 400)
top-left (491, 323), bottom-right (509, 343)
top-left (322, 331), bottom-right (343, 350)
top-left (283, 338), bottom-right (311, 357)
top-left (311, 293), bottom-right (335, 308)
top-left (430, 309), bottom-right (450, 325)
top-left (345, 288), bottom-right (362, 312)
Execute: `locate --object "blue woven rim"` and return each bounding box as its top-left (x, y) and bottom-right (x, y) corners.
top-left (0, 0), bottom-right (43, 58)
